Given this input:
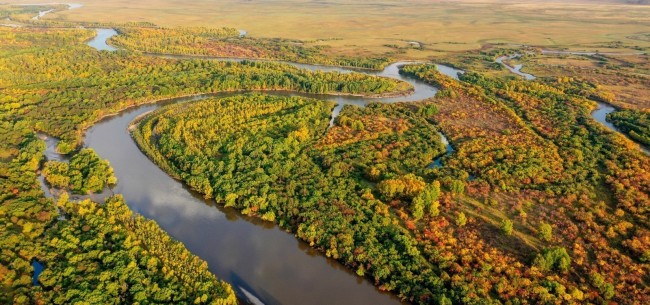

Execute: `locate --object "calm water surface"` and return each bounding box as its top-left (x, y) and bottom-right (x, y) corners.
top-left (31, 260), bottom-right (44, 286)
top-left (496, 54), bottom-right (536, 80)
top-left (87, 29), bottom-right (118, 51)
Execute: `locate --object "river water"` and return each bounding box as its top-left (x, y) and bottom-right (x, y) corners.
top-left (496, 54), bottom-right (536, 80)
top-left (87, 29), bottom-right (119, 51)
top-left (32, 9), bottom-right (54, 20)
top-left (31, 260), bottom-right (44, 286)
top-left (50, 29), bottom-right (464, 305)
top-left (591, 102), bottom-right (650, 154)
top-left (26, 3), bottom-right (82, 20)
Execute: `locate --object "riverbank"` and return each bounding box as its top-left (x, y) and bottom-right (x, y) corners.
top-left (590, 101), bottom-right (650, 155)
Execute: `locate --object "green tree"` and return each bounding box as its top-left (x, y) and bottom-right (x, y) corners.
top-left (538, 222), bottom-right (553, 242)
top-left (534, 247), bottom-right (571, 273)
top-left (456, 212), bottom-right (467, 227)
top-left (501, 219), bottom-right (513, 235)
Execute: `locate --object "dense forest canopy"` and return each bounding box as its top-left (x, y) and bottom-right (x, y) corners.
top-left (110, 27), bottom-right (393, 70)
top-left (0, 135), bottom-right (237, 304)
top-left (607, 110), bottom-right (650, 146)
top-left (0, 26), bottom-right (409, 154)
top-left (43, 148), bottom-right (117, 194)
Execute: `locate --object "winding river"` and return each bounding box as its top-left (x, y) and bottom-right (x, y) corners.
top-left (32, 17), bottom-right (647, 303)
top-left (497, 54), bottom-right (648, 154)
top-left (32, 9), bottom-right (54, 20)
top-left (37, 28), bottom-right (464, 305)
top-left (26, 3), bottom-right (82, 20)
top-left (496, 54), bottom-right (536, 80)
top-left (87, 29), bottom-right (118, 51)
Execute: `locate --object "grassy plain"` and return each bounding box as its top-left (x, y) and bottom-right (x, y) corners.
top-left (5, 0), bottom-right (650, 59)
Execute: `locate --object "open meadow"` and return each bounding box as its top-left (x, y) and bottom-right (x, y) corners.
top-left (5, 0), bottom-right (650, 59)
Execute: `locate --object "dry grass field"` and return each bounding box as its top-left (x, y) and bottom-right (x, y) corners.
top-left (5, 0), bottom-right (650, 59)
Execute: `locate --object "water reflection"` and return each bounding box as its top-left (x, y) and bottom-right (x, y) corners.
top-left (31, 260), bottom-right (44, 286)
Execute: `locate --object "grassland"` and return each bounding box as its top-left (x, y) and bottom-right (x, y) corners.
top-left (5, 0), bottom-right (650, 59)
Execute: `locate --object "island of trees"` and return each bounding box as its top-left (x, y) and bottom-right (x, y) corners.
top-left (132, 69), bottom-right (650, 303)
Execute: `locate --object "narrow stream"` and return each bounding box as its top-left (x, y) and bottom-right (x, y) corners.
top-left (25, 3), bottom-right (82, 20)
top-left (496, 54), bottom-right (536, 80)
top-left (32, 9), bottom-right (54, 20)
top-left (429, 131), bottom-right (455, 168)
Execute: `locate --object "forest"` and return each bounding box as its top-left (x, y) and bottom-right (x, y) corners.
top-left (43, 148), bottom-right (117, 194)
top-left (1, 3), bottom-right (649, 305)
top-left (110, 27), bottom-right (393, 70)
top-left (0, 135), bottom-right (236, 304)
top-left (0, 26), bottom-right (409, 155)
